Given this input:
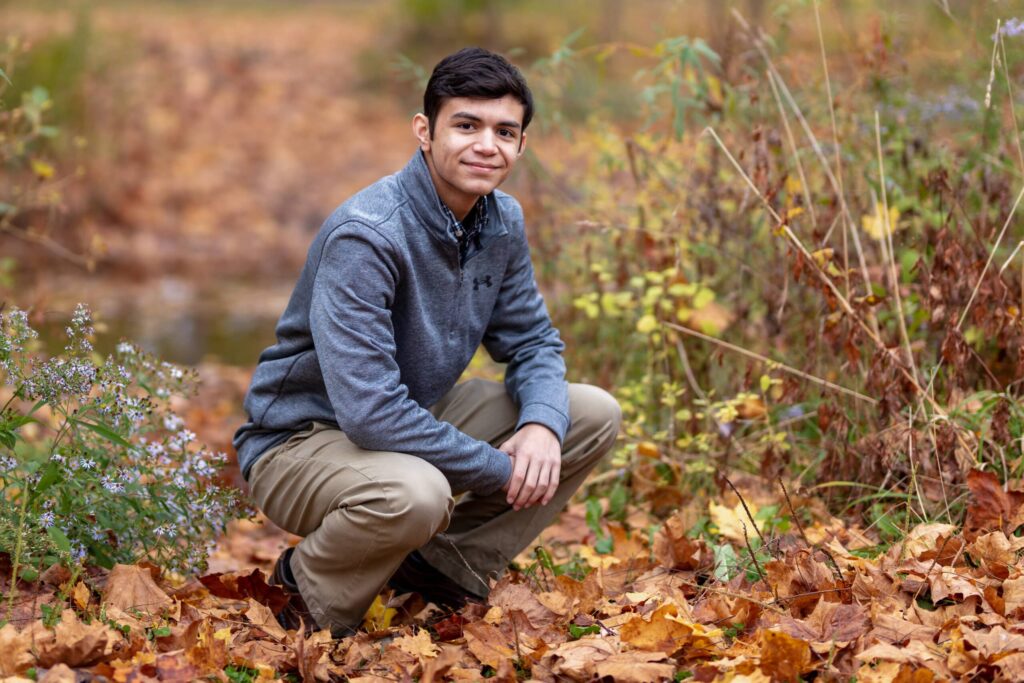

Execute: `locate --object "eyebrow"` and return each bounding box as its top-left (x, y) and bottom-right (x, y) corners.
top-left (449, 111), bottom-right (522, 130)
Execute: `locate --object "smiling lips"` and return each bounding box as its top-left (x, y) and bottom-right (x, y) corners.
top-left (464, 161), bottom-right (501, 172)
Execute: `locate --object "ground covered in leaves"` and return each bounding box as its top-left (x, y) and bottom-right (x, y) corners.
top-left (4, 460), bottom-right (1024, 682)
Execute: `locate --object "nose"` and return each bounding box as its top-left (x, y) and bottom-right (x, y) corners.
top-left (474, 130), bottom-right (498, 154)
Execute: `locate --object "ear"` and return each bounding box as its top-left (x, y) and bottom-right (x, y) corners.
top-left (412, 113), bottom-right (431, 151)
top-left (517, 131), bottom-right (528, 157)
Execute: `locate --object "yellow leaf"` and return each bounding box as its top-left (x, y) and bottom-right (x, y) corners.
top-left (861, 203), bottom-right (902, 241)
top-left (72, 581), bottom-right (90, 610)
top-left (636, 314), bottom-right (659, 335)
top-left (361, 595), bottom-right (397, 632)
top-left (578, 545), bottom-right (621, 569)
top-left (393, 629), bottom-right (440, 659)
top-left (787, 206), bottom-right (805, 220)
top-left (31, 158), bottom-right (55, 179)
top-left (214, 626), bottom-right (233, 642)
top-left (636, 441), bottom-right (660, 458)
top-left (811, 247), bottom-right (834, 268)
top-left (785, 175), bottom-right (803, 195)
top-left (709, 500), bottom-right (758, 543)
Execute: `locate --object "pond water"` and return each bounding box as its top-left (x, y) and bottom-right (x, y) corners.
top-left (34, 276), bottom-right (290, 367)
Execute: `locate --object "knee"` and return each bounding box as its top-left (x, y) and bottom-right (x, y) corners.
top-left (569, 384), bottom-right (622, 455)
top-left (386, 465), bottom-right (453, 549)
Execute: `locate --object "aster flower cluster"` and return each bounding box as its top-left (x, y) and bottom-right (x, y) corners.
top-left (0, 304), bottom-right (243, 576)
top-left (997, 18), bottom-right (1024, 39)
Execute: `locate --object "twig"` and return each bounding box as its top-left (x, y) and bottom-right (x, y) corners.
top-left (874, 110), bottom-right (921, 385)
top-left (663, 320), bottom-right (877, 405)
top-left (814, 0), bottom-right (851, 300)
top-left (741, 521), bottom-right (779, 605)
top-left (723, 477), bottom-right (767, 550)
top-left (779, 477), bottom-right (846, 586)
top-left (675, 339), bottom-right (707, 401)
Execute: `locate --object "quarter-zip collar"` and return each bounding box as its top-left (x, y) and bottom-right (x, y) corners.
top-left (398, 150), bottom-right (507, 251)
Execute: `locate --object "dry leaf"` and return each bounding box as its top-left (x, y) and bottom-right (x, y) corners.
top-left (102, 564), bottom-right (173, 619)
top-left (0, 624), bottom-right (33, 676)
top-left (709, 500), bottom-right (758, 543)
top-left (759, 629), bottom-right (812, 680)
top-left (393, 629), bottom-right (440, 659)
top-left (594, 651), bottom-right (676, 682)
top-left (244, 597), bottom-right (288, 642)
top-left (541, 638), bottom-right (615, 680)
top-left (36, 663), bottom-right (77, 683)
top-left (619, 602), bottom-right (711, 654)
top-left (464, 621), bottom-right (516, 669)
top-left (31, 609), bottom-right (121, 668)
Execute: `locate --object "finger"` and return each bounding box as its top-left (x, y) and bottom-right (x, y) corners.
top-left (530, 463), bottom-right (552, 507)
top-left (506, 455), bottom-right (529, 505)
top-left (541, 462), bottom-right (560, 505)
top-left (514, 458), bottom-right (541, 510)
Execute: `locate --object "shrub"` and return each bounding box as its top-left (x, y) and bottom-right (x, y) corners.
top-left (0, 304), bottom-right (242, 580)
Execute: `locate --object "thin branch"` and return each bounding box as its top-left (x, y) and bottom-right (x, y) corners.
top-left (663, 320), bottom-right (877, 405)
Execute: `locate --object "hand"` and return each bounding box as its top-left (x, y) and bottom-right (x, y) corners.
top-left (499, 423), bottom-right (562, 511)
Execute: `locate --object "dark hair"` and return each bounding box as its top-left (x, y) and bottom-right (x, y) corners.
top-left (423, 47), bottom-right (534, 138)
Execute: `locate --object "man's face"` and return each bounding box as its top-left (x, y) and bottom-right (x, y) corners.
top-left (413, 95), bottom-right (527, 218)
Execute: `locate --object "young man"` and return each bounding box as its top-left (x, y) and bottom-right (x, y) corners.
top-left (233, 47), bottom-right (620, 637)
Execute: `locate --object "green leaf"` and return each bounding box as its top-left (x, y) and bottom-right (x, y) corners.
top-left (34, 462), bottom-right (62, 496)
top-left (585, 497), bottom-right (603, 534)
top-left (594, 534), bottom-right (614, 554)
top-left (0, 430), bottom-right (15, 450)
top-left (607, 481), bottom-right (628, 522)
top-left (712, 543), bottom-right (739, 582)
top-left (72, 418), bottom-right (133, 448)
top-left (568, 624), bottom-right (601, 639)
top-left (0, 66), bottom-right (10, 86)
top-left (47, 526), bottom-right (72, 554)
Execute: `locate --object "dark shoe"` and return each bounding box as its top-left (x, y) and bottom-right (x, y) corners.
top-left (269, 547), bottom-right (320, 635)
top-left (387, 550), bottom-right (483, 609)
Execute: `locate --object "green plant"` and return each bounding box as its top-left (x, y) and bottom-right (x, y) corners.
top-left (0, 305), bottom-right (243, 595)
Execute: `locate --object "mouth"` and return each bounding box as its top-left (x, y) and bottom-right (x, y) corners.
top-left (463, 161), bottom-right (502, 173)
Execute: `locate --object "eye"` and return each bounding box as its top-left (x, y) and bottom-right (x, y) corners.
top-left (456, 122), bottom-right (474, 130)
top-left (499, 129), bottom-right (517, 139)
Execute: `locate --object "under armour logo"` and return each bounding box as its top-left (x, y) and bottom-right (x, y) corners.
top-left (473, 276), bottom-right (493, 290)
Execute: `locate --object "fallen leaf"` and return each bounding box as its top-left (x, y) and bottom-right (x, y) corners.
top-left (102, 564), bottom-right (173, 620)
top-left (464, 621), bottom-right (516, 669)
top-left (776, 600), bottom-right (868, 653)
top-left (619, 602), bottom-right (712, 654)
top-left (964, 470), bottom-right (1024, 541)
top-left (244, 597), bottom-right (288, 641)
top-left (199, 569), bottom-right (288, 614)
top-left (966, 531), bottom-right (1023, 572)
top-left (653, 515), bottom-right (707, 571)
top-left (540, 638), bottom-right (615, 680)
top-left (961, 625), bottom-right (1024, 659)
top-left (709, 500), bottom-right (757, 543)
top-left (0, 623), bottom-right (33, 676)
top-left (1004, 575), bottom-right (1024, 617)
top-left (759, 629), bottom-right (812, 680)
top-left (900, 523), bottom-right (957, 560)
top-left (594, 651), bottom-right (676, 682)
top-left (36, 663), bottom-right (76, 683)
top-left (66, 584), bottom-right (88, 613)
top-left (31, 609), bottom-right (121, 668)
top-left (488, 576), bottom-right (560, 628)
top-left (393, 629), bottom-right (440, 659)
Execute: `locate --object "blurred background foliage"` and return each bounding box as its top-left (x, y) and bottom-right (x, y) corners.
top-left (3, 0), bottom-right (1024, 542)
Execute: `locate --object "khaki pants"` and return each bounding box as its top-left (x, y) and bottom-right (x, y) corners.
top-left (247, 378), bottom-right (621, 634)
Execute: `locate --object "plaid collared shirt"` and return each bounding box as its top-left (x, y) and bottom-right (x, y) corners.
top-left (440, 195), bottom-right (489, 265)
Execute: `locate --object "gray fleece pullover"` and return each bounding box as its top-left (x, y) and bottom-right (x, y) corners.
top-left (233, 151), bottom-right (569, 495)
